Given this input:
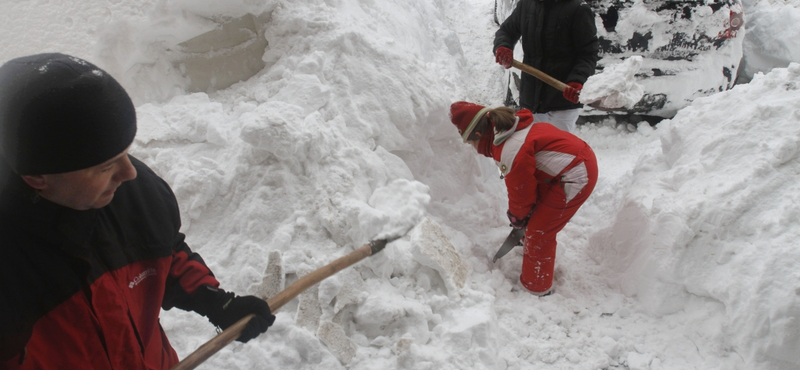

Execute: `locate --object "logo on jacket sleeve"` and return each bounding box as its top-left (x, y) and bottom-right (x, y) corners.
top-left (129, 268), bottom-right (157, 288)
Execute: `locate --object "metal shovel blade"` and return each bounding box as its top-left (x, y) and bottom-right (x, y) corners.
top-left (492, 228), bottom-right (525, 263)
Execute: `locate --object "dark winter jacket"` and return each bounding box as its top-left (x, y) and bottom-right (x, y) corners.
top-left (0, 156), bottom-right (220, 370)
top-left (494, 0), bottom-right (599, 113)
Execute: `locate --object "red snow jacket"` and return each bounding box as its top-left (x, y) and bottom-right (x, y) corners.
top-left (492, 109), bottom-right (595, 219)
top-left (0, 156), bottom-right (220, 370)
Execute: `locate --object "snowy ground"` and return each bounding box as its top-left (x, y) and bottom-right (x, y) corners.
top-left (2, 0), bottom-right (800, 369)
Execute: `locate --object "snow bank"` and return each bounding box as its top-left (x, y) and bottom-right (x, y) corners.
top-left (589, 63), bottom-right (800, 369)
top-left (0, 0), bottom-right (278, 105)
top-left (128, 1), bottom-right (502, 368)
top-left (742, 0), bottom-right (800, 81)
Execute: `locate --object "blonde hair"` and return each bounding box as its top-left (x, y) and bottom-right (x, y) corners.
top-left (466, 106), bottom-right (517, 141)
top-left (489, 106), bottom-right (517, 131)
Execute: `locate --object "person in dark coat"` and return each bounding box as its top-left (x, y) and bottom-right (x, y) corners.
top-left (0, 53), bottom-right (275, 369)
top-left (494, 0), bottom-right (600, 133)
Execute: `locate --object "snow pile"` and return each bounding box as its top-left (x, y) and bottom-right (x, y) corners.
top-left (0, 0), bottom-right (280, 104)
top-left (126, 1), bottom-right (500, 368)
top-left (742, 0), bottom-right (800, 80)
top-left (580, 55), bottom-right (645, 109)
top-left (4, 0), bottom-right (800, 369)
top-left (588, 62), bottom-right (800, 369)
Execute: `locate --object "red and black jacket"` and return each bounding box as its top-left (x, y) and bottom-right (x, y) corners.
top-left (0, 156), bottom-right (219, 370)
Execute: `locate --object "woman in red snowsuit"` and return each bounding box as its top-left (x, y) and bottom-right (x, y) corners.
top-left (450, 101), bottom-right (598, 295)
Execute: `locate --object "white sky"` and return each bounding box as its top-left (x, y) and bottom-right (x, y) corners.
top-left (2, 0), bottom-right (800, 369)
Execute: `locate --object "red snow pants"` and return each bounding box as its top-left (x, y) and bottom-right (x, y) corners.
top-left (520, 146), bottom-right (598, 294)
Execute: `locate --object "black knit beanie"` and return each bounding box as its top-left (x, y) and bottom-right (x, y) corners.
top-left (0, 53), bottom-right (137, 175)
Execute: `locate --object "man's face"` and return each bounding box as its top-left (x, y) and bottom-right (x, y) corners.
top-left (23, 147), bottom-right (138, 210)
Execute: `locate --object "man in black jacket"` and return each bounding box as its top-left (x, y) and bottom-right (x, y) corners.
top-left (0, 53), bottom-right (275, 369)
top-left (494, 0), bottom-right (599, 132)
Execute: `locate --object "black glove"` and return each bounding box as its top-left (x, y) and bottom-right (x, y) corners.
top-left (192, 285), bottom-right (276, 343)
top-left (507, 210), bottom-right (530, 229)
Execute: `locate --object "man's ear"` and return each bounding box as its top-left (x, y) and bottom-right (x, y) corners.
top-left (21, 175), bottom-right (47, 190)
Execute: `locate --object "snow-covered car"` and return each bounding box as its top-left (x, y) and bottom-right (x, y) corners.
top-left (495, 0), bottom-right (745, 123)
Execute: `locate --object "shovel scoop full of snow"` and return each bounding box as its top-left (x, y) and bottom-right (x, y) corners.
top-left (580, 56), bottom-right (645, 110)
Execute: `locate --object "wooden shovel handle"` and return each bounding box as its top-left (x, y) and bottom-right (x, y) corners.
top-left (511, 59), bottom-right (568, 92)
top-left (170, 240), bottom-right (389, 370)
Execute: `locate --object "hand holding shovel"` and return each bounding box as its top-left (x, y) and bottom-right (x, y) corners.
top-left (511, 59), bottom-right (569, 93)
top-left (509, 58), bottom-right (619, 110)
top-left (170, 238), bottom-right (394, 370)
top-left (510, 59), bottom-right (629, 110)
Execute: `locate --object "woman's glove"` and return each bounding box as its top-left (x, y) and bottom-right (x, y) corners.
top-left (192, 285), bottom-right (276, 343)
top-left (507, 210), bottom-right (530, 229)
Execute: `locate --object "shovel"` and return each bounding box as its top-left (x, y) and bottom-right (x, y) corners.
top-left (511, 59), bottom-right (569, 93)
top-left (492, 228), bottom-right (525, 262)
top-left (511, 59), bottom-right (607, 110)
top-left (170, 238), bottom-right (394, 370)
